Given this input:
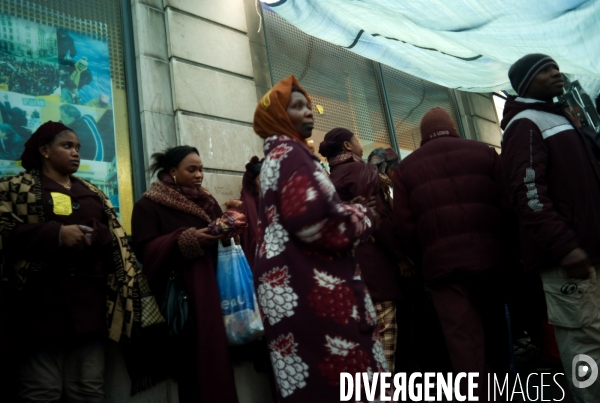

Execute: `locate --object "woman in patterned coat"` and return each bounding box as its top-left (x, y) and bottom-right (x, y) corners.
top-left (252, 75), bottom-right (388, 402)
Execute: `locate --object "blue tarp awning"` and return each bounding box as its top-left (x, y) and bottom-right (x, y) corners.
top-left (262, 0), bottom-right (600, 96)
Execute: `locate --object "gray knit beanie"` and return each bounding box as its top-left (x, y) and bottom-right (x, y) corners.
top-left (508, 54), bottom-right (558, 97)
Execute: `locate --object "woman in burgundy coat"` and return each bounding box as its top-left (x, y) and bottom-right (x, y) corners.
top-left (319, 130), bottom-right (413, 373)
top-left (131, 146), bottom-right (238, 403)
top-left (252, 75), bottom-right (387, 402)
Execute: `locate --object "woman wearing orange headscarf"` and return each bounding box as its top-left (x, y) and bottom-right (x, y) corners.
top-left (252, 76), bottom-right (388, 402)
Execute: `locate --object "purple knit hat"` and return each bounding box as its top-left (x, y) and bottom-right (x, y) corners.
top-left (20, 121), bottom-right (72, 170)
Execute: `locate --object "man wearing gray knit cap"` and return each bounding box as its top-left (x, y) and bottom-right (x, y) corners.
top-left (501, 54), bottom-right (600, 402)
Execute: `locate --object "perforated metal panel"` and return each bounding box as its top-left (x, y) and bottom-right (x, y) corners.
top-left (263, 9), bottom-right (390, 156)
top-left (0, 0), bottom-right (125, 89)
top-left (380, 65), bottom-right (459, 152)
top-left (263, 8), bottom-right (461, 156)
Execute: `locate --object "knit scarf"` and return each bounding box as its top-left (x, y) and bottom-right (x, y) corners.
top-left (0, 170), bottom-right (146, 343)
top-left (327, 150), bottom-right (363, 168)
top-left (143, 180), bottom-right (214, 223)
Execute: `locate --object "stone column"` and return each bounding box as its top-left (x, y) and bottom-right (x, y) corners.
top-left (453, 90), bottom-right (502, 152)
top-left (113, 1), bottom-right (274, 402)
top-left (132, 0), bottom-right (177, 184)
top-left (164, 0), bottom-right (265, 206)
top-left (104, 1), bottom-right (179, 402)
top-left (162, 1), bottom-right (274, 399)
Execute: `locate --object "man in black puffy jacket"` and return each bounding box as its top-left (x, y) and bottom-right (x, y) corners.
top-left (394, 106), bottom-right (510, 400)
top-left (501, 54), bottom-right (600, 402)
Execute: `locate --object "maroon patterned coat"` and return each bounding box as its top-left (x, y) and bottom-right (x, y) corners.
top-left (254, 135), bottom-right (387, 402)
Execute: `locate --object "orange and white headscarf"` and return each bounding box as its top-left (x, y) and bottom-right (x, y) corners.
top-left (252, 75), bottom-right (312, 148)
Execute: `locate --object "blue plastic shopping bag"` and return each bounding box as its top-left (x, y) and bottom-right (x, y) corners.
top-left (217, 238), bottom-right (264, 345)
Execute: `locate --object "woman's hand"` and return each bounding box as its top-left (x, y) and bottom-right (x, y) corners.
top-left (560, 247), bottom-right (592, 279)
top-left (352, 196), bottom-right (381, 229)
top-left (365, 197), bottom-right (381, 230)
top-left (351, 196), bottom-right (366, 205)
top-left (369, 206), bottom-right (381, 230)
top-left (399, 258), bottom-right (415, 278)
top-left (60, 225), bottom-right (92, 250)
top-left (195, 227), bottom-right (223, 246)
top-left (565, 107), bottom-right (583, 129)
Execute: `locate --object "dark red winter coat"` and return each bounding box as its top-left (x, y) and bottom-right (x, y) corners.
top-left (329, 156), bottom-right (403, 302)
top-left (3, 176), bottom-right (112, 343)
top-left (131, 182), bottom-right (238, 403)
top-left (500, 97), bottom-right (600, 271)
top-left (393, 133), bottom-right (508, 284)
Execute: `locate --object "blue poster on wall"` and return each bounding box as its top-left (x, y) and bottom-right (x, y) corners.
top-left (0, 13), bottom-right (120, 213)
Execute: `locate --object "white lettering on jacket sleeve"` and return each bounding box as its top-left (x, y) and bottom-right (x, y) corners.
top-left (524, 129), bottom-right (543, 212)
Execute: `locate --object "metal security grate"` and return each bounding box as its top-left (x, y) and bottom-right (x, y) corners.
top-left (263, 9), bottom-right (390, 156)
top-left (382, 65), bottom-right (459, 152)
top-left (263, 7), bottom-right (461, 157)
top-left (0, 0), bottom-right (125, 89)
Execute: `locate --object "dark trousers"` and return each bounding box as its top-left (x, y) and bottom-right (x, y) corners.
top-left (430, 275), bottom-right (509, 401)
top-left (395, 270), bottom-right (453, 375)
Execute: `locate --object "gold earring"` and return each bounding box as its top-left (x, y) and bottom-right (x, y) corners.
top-left (44, 154), bottom-right (49, 159)
top-left (173, 175), bottom-right (177, 184)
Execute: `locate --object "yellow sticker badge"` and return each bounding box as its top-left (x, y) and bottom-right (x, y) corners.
top-left (51, 192), bottom-right (72, 216)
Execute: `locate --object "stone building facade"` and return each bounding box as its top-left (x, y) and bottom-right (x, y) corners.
top-left (120, 3), bottom-right (502, 400)
top-left (0, 0), bottom-right (504, 401)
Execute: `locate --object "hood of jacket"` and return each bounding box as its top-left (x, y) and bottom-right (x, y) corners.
top-left (500, 96), bottom-right (565, 130)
